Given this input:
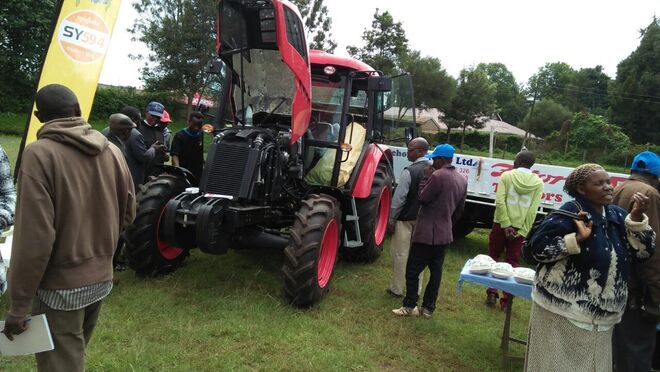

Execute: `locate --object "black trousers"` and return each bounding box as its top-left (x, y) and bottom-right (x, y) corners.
top-left (613, 308), bottom-right (656, 372)
top-left (402, 242), bottom-right (447, 312)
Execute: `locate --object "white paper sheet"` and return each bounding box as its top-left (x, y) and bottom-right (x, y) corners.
top-left (0, 314), bottom-right (54, 356)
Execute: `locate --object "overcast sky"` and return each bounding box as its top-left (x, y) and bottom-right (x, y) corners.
top-left (99, 0), bottom-right (659, 88)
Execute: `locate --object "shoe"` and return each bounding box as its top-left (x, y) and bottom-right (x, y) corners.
top-left (420, 307), bottom-right (433, 319)
top-left (386, 288), bottom-right (403, 298)
top-left (114, 263), bottom-right (128, 272)
top-left (392, 306), bottom-right (420, 317)
top-left (486, 293), bottom-right (498, 307)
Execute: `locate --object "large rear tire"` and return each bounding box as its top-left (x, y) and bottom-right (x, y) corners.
top-left (343, 162), bottom-right (392, 262)
top-left (124, 174), bottom-right (189, 276)
top-left (283, 194), bottom-right (341, 308)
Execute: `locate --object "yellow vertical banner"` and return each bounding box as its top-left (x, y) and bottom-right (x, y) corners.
top-left (20, 0), bottom-right (122, 148)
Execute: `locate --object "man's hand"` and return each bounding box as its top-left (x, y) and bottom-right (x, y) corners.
top-left (2, 315), bottom-right (29, 341)
top-left (574, 211), bottom-right (594, 243)
top-left (630, 192), bottom-right (649, 222)
top-left (423, 165), bottom-right (434, 177)
top-left (504, 227), bottom-right (518, 240)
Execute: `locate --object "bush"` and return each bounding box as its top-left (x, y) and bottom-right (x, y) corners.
top-left (90, 86), bottom-right (183, 121)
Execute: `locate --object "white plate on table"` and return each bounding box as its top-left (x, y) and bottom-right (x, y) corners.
top-left (513, 267), bottom-right (535, 285)
top-left (491, 262), bottom-right (513, 279)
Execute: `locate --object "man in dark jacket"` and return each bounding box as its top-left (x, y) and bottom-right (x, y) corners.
top-left (393, 143), bottom-right (467, 318)
top-left (139, 101), bottom-right (169, 176)
top-left (613, 150), bottom-right (660, 372)
top-left (102, 113), bottom-right (157, 190)
top-left (387, 137), bottom-right (430, 297)
top-left (2, 84), bottom-right (135, 371)
top-left (171, 112), bottom-right (205, 181)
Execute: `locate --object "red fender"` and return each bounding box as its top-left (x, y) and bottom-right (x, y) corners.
top-left (351, 144), bottom-right (392, 198)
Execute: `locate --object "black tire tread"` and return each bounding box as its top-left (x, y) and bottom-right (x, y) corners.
top-left (283, 194), bottom-right (341, 308)
top-left (124, 174), bottom-right (189, 277)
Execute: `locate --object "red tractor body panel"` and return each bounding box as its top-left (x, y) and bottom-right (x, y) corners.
top-left (309, 50), bottom-right (375, 72)
top-left (350, 144), bottom-right (393, 198)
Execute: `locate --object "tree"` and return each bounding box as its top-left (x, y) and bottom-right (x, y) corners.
top-left (572, 66), bottom-right (611, 115)
top-left (400, 51), bottom-right (456, 111)
top-left (346, 9), bottom-right (409, 76)
top-left (527, 62), bottom-right (577, 110)
top-left (475, 63), bottom-right (526, 125)
top-left (290, 0), bottom-right (336, 53)
top-left (0, 0), bottom-right (56, 112)
top-left (522, 98), bottom-right (572, 138)
top-left (444, 67), bottom-right (497, 150)
top-left (610, 17), bottom-right (660, 144)
top-left (568, 112), bottom-right (631, 161)
top-left (130, 0), bottom-right (216, 117)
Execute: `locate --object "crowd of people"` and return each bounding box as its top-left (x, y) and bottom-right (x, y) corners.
top-left (0, 84), bottom-right (658, 371)
top-left (386, 138), bottom-right (659, 372)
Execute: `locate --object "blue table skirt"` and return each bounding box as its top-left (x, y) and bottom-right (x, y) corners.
top-left (456, 259), bottom-right (532, 300)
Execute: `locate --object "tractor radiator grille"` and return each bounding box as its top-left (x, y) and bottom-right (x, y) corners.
top-left (202, 142), bottom-right (250, 198)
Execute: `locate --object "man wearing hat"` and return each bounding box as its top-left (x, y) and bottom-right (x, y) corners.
top-left (393, 144), bottom-right (467, 318)
top-left (612, 150), bottom-right (660, 372)
top-left (102, 113), bottom-right (157, 191)
top-left (140, 102), bottom-right (169, 175)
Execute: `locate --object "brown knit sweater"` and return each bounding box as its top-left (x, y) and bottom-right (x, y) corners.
top-left (8, 117), bottom-right (135, 317)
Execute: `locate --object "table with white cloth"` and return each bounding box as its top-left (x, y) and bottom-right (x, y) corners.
top-left (456, 259), bottom-right (532, 370)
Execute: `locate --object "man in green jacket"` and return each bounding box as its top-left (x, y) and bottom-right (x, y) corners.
top-left (486, 151), bottom-right (543, 310)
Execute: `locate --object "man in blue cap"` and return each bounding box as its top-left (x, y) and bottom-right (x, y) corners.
top-left (612, 150), bottom-right (660, 372)
top-left (393, 143), bottom-right (467, 318)
top-left (139, 102), bottom-right (169, 176)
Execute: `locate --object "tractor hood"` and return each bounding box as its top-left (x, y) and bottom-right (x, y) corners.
top-left (217, 0), bottom-right (311, 143)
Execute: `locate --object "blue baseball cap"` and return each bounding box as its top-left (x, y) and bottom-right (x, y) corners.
top-left (146, 101), bottom-right (164, 117)
top-left (426, 144), bottom-right (455, 159)
top-left (631, 150), bottom-right (660, 176)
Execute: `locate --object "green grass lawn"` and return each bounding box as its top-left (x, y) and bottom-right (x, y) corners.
top-left (0, 229), bottom-right (530, 371)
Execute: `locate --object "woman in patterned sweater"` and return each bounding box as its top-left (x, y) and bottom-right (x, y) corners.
top-left (0, 144), bottom-right (16, 295)
top-left (524, 164), bottom-right (655, 372)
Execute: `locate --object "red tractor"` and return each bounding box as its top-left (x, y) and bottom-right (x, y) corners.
top-left (123, 0), bottom-right (416, 307)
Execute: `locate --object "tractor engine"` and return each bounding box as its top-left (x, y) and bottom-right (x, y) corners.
top-left (160, 125), bottom-right (299, 256)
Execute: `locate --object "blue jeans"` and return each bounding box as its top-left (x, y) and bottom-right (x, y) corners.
top-left (403, 242), bottom-right (447, 312)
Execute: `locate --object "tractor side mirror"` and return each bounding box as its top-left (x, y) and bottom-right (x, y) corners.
top-left (404, 127), bottom-right (414, 145)
top-left (367, 76), bottom-right (392, 92)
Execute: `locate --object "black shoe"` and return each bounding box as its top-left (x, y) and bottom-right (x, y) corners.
top-left (486, 293), bottom-right (497, 307)
top-left (114, 263), bottom-right (128, 272)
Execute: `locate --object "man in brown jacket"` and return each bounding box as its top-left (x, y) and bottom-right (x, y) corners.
top-left (393, 144), bottom-right (467, 318)
top-left (612, 150), bottom-right (660, 372)
top-left (2, 84), bottom-right (135, 371)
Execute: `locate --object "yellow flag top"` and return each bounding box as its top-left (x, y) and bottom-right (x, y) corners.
top-left (20, 0), bottom-right (122, 149)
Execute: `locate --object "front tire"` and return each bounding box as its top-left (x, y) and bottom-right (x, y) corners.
top-left (343, 162), bottom-right (392, 262)
top-left (283, 194), bottom-right (341, 308)
top-left (124, 174), bottom-right (189, 276)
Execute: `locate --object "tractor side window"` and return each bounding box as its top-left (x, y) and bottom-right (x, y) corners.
top-left (283, 6), bottom-right (308, 63)
top-left (373, 73), bottom-right (416, 147)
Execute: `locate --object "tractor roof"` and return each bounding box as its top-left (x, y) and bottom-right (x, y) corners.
top-left (310, 50), bottom-right (375, 73)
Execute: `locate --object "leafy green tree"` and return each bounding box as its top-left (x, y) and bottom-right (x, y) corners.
top-left (523, 98), bottom-right (572, 138)
top-left (400, 51), bottom-right (456, 111)
top-left (130, 0), bottom-right (216, 116)
top-left (444, 67), bottom-right (497, 149)
top-left (476, 63), bottom-right (526, 125)
top-left (0, 0), bottom-right (56, 112)
top-left (346, 9), bottom-right (409, 76)
top-left (572, 66), bottom-right (611, 115)
top-left (290, 0), bottom-right (336, 53)
top-left (568, 112), bottom-right (631, 161)
top-left (610, 17), bottom-right (660, 144)
top-left (527, 62), bottom-right (577, 110)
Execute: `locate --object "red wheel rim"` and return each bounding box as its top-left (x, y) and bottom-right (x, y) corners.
top-left (317, 219), bottom-right (339, 288)
top-left (374, 186), bottom-right (391, 246)
top-left (156, 205), bottom-right (184, 261)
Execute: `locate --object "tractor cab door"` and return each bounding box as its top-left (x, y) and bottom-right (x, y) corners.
top-left (370, 73), bottom-right (416, 147)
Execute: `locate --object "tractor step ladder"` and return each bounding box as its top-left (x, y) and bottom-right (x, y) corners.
top-left (344, 197), bottom-right (363, 247)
